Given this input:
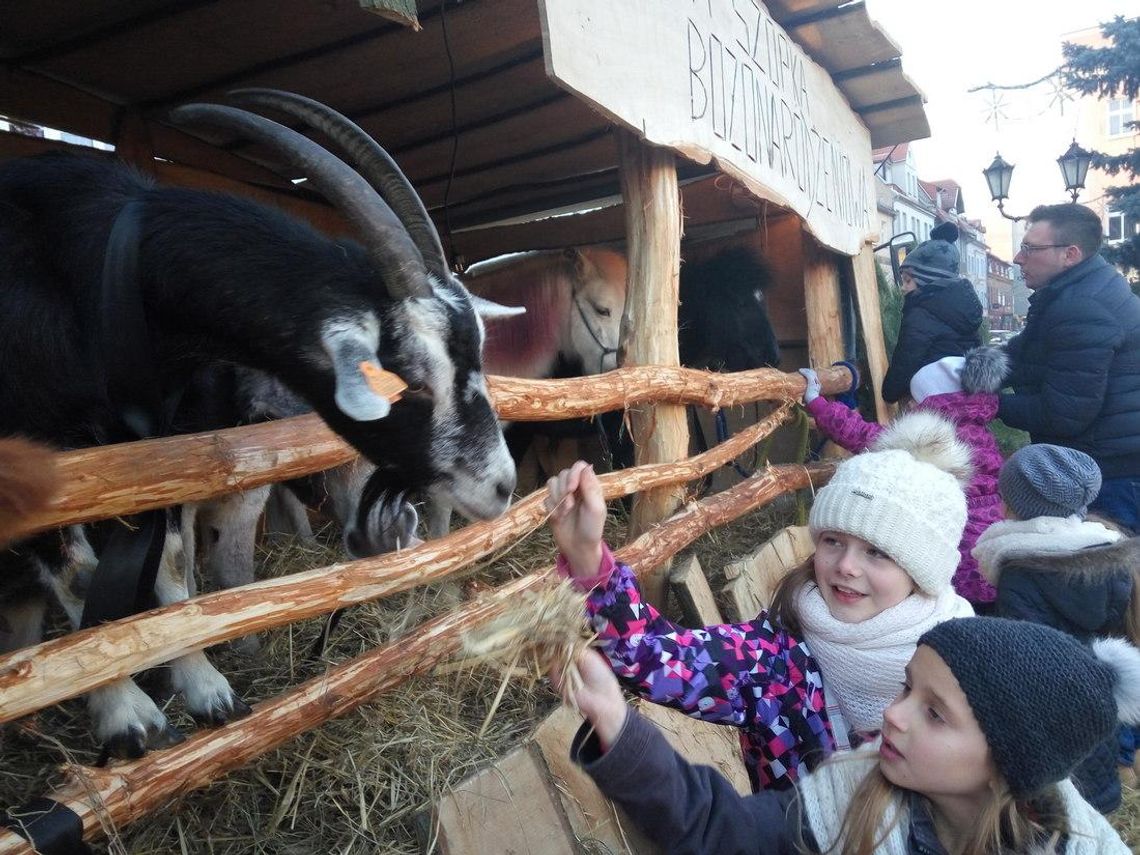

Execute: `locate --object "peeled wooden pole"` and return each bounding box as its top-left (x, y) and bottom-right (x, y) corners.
top-left (0, 460), bottom-right (834, 854)
top-left (11, 366), bottom-right (855, 539)
top-left (0, 404), bottom-right (798, 726)
top-left (617, 129), bottom-right (686, 606)
top-left (845, 243), bottom-right (893, 423)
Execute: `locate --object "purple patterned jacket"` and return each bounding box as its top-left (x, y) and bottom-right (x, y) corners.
top-left (560, 546), bottom-right (835, 791)
top-left (806, 391), bottom-right (1005, 603)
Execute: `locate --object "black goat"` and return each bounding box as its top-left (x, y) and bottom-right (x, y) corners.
top-left (0, 90), bottom-right (518, 757)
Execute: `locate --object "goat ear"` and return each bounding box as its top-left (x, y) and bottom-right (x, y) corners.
top-left (470, 294), bottom-right (525, 320)
top-left (321, 323), bottom-right (399, 421)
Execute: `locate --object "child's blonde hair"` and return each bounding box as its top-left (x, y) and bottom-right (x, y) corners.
top-left (825, 767), bottom-right (1066, 855)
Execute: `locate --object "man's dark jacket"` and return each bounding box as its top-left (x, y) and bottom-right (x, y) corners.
top-left (999, 255), bottom-right (1140, 478)
top-left (882, 276), bottom-right (982, 403)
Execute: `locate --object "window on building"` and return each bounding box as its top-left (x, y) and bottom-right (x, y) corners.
top-left (1108, 210), bottom-right (1125, 241)
top-left (1108, 98), bottom-right (1135, 137)
top-left (1107, 209), bottom-right (1139, 243)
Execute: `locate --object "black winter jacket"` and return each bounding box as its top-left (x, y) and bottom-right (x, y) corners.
top-left (999, 255), bottom-right (1140, 478)
top-left (983, 522), bottom-right (1139, 814)
top-left (882, 276), bottom-right (982, 403)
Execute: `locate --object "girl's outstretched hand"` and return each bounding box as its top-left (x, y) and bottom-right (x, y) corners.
top-left (544, 460), bottom-right (606, 579)
top-left (552, 648), bottom-right (628, 750)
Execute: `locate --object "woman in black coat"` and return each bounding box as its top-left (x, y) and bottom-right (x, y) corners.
top-left (882, 222), bottom-right (983, 403)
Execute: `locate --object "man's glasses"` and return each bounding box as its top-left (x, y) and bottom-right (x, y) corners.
top-left (1018, 242), bottom-right (1068, 253)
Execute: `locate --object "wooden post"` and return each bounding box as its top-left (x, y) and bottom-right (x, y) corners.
top-left (803, 236), bottom-right (851, 458)
top-left (112, 109), bottom-right (156, 175)
top-left (617, 129), bottom-right (686, 607)
top-left (8, 367), bottom-right (854, 541)
top-left (803, 236), bottom-right (845, 370)
top-left (846, 243), bottom-right (893, 423)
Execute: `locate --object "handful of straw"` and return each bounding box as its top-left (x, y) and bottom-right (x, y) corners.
top-left (458, 578), bottom-right (595, 735)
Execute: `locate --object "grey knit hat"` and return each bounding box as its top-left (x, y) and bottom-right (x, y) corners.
top-left (899, 222), bottom-right (960, 285)
top-left (998, 444), bottom-right (1102, 520)
top-left (919, 617), bottom-right (1140, 798)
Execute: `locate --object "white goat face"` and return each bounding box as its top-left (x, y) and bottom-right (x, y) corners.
top-left (398, 283), bottom-right (517, 523)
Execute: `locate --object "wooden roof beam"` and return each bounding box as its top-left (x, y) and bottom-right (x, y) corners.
top-left (780, 1), bottom-right (865, 31)
top-left (855, 94), bottom-right (925, 116)
top-left (6, 0), bottom-right (218, 64)
top-left (831, 56), bottom-right (902, 82)
top-left (137, 0), bottom-right (454, 110)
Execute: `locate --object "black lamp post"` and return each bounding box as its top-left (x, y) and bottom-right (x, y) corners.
top-left (982, 141), bottom-right (1095, 220)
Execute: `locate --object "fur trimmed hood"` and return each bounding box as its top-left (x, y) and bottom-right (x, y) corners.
top-left (961, 345), bottom-right (1008, 394)
top-left (974, 516), bottom-right (1134, 586)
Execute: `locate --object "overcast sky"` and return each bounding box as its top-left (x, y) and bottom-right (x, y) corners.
top-left (863, 0), bottom-right (1132, 259)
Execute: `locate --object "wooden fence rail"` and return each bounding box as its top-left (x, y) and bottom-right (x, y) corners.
top-left (0, 460), bottom-right (834, 854)
top-left (11, 365), bottom-right (852, 539)
top-left (0, 404), bottom-right (807, 725)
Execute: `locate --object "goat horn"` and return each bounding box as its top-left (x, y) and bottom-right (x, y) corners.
top-left (226, 88), bottom-right (449, 287)
top-left (168, 102), bottom-right (432, 299)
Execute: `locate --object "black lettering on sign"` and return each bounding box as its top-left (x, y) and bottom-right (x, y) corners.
top-left (680, 4), bottom-right (870, 231)
top-left (710, 32), bottom-right (724, 138)
top-left (688, 19), bottom-right (708, 121)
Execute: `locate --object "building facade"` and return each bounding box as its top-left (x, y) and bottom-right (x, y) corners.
top-left (1066, 25), bottom-right (1139, 253)
top-left (986, 253), bottom-right (1016, 331)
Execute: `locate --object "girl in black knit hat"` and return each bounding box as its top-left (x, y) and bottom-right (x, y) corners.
top-left (556, 616), bottom-right (1138, 853)
top-left (881, 222), bottom-right (985, 405)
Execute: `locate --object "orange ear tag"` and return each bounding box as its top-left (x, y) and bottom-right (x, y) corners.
top-left (359, 361), bottom-right (407, 403)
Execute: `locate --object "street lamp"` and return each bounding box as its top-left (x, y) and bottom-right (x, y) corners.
top-left (982, 152), bottom-right (1015, 220)
top-left (982, 141), bottom-right (1095, 220)
top-left (1057, 140), bottom-right (1093, 202)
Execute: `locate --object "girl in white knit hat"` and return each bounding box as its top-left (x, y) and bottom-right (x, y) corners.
top-left (545, 413), bottom-right (974, 793)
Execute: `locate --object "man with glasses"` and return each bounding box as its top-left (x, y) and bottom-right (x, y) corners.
top-left (1000, 203), bottom-right (1140, 530)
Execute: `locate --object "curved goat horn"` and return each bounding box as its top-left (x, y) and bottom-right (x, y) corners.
top-left (226, 88), bottom-right (450, 286)
top-left (168, 102), bottom-right (432, 299)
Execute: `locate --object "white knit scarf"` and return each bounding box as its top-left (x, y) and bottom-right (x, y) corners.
top-left (795, 585), bottom-right (974, 733)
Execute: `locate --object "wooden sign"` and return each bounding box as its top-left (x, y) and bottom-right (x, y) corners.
top-left (538, 0), bottom-right (876, 256)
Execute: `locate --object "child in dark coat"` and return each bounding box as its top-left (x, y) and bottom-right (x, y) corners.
top-left (801, 346), bottom-right (1007, 606)
top-left (881, 222), bottom-right (983, 404)
top-left (556, 617), bottom-right (1136, 854)
top-left (975, 443), bottom-right (1140, 813)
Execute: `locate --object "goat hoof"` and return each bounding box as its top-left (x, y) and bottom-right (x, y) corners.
top-left (192, 695), bottom-right (253, 728)
top-left (102, 722), bottom-right (185, 761)
top-left (149, 723), bottom-right (187, 751)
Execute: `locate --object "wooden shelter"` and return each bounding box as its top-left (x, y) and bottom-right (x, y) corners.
top-left (0, 4), bottom-right (934, 850)
top-left (2, 0), bottom-right (929, 600)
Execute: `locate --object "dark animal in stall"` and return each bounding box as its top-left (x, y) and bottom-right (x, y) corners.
top-left (676, 246), bottom-right (781, 372)
top-left (0, 89), bottom-right (519, 757)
